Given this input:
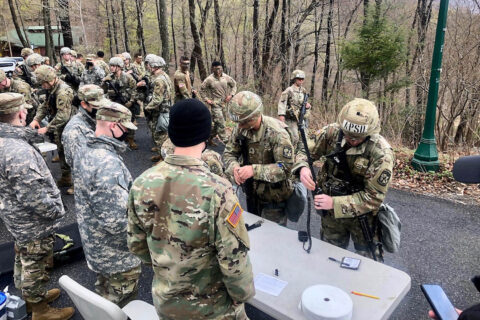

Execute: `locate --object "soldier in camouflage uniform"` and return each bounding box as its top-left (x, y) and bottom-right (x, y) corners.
top-left (144, 55), bottom-right (173, 162)
top-left (13, 48), bottom-right (35, 86)
top-left (0, 69), bottom-right (36, 125)
top-left (74, 101), bottom-right (141, 306)
top-left (128, 99), bottom-right (254, 319)
top-left (133, 53), bottom-right (146, 78)
top-left (224, 91), bottom-right (295, 225)
top-left (96, 51), bottom-right (110, 76)
top-left (0, 93), bottom-right (75, 320)
top-left (80, 54), bottom-right (105, 86)
top-left (30, 65), bottom-right (74, 188)
top-left (102, 57), bottom-right (138, 150)
top-left (62, 85), bottom-right (105, 195)
top-left (173, 56), bottom-right (197, 102)
top-left (54, 47), bottom-right (83, 92)
top-left (278, 69), bottom-right (312, 148)
top-left (295, 98), bottom-right (394, 259)
top-left (200, 61), bottom-right (237, 145)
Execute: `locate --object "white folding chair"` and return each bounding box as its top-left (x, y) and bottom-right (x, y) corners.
top-left (59, 275), bottom-right (159, 320)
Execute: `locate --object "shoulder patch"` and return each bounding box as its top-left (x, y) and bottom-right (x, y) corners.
top-left (227, 202), bottom-right (243, 228)
top-left (283, 146), bottom-right (293, 159)
top-left (377, 169), bottom-right (392, 187)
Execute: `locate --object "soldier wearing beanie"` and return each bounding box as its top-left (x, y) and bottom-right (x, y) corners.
top-left (0, 93), bottom-right (75, 320)
top-left (128, 99), bottom-right (254, 319)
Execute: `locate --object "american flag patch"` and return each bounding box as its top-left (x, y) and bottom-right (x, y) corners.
top-left (227, 203), bottom-right (243, 228)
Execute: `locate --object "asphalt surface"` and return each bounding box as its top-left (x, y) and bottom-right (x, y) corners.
top-left (1, 117), bottom-right (479, 320)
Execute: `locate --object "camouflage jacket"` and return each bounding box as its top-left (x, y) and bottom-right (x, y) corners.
top-left (55, 60), bottom-right (84, 78)
top-left (80, 66), bottom-right (105, 86)
top-left (224, 115), bottom-right (295, 203)
top-left (61, 107), bottom-right (96, 169)
top-left (278, 84), bottom-right (308, 120)
top-left (74, 135), bottom-right (141, 275)
top-left (145, 71), bottom-right (173, 113)
top-left (132, 61), bottom-right (146, 78)
top-left (102, 72), bottom-right (136, 106)
top-left (124, 63), bottom-right (141, 81)
top-left (199, 73), bottom-right (237, 106)
top-left (293, 123), bottom-right (395, 218)
top-left (173, 69), bottom-right (192, 100)
top-left (13, 64), bottom-right (36, 86)
top-left (0, 79), bottom-right (34, 105)
top-left (34, 80), bottom-right (74, 133)
top-left (96, 59), bottom-right (110, 76)
top-left (0, 123), bottom-right (64, 244)
top-left (128, 155), bottom-right (254, 319)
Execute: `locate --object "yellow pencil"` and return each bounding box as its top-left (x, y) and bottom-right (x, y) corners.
top-left (351, 291), bottom-right (380, 300)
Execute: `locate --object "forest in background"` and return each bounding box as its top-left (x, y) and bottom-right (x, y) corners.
top-left (1, 0), bottom-right (480, 152)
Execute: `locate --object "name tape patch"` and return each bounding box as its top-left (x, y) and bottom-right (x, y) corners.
top-left (227, 202), bottom-right (243, 228)
top-left (342, 120), bottom-right (368, 134)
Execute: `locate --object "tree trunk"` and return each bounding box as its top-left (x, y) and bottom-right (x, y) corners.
top-left (42, 0), bottom-right (54, 62)
top-left (188, 0), bottom-right (207, 80)
top-left (322, 0), bottom-right (334, 105)
top-left (120, 0), bottom-right (129, 52)
top-left (252, 0), bottom-right (260, 90)
top-left (280, 0), bottom-right (288, 89)
top-left (181, 2), bottom-right (187, 53)
top-left (213, 0), bottom-right (225, 66)
top-left (8, 0), bottom-right (29, 47)
top-left (260, 0), bottom-right (280, 95)
top-left (156, 0), bottom-right (170, 62)
top-left (171, 0), bottom-right (178, 69)
top-left (14, 0), bottom-right (30, 46)
top-left (109, 0), bottom-right (119, 53)
top-left (242, 7), bottom-right (248, 82)
top-left (105, 0), bottom-right (113, 57)
top-left (310, 1), bottom-right (325, 98)
top-left (57, 0), bottom-right (73, 48)
top-left (135, 0), bottom-right (147, 55)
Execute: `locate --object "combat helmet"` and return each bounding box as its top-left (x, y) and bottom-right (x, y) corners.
top-left (122, 52), bottom-right (132, 60)
top-left (34, 65), bottom-right (57, 83)
top-left (337, 98), bottom-right (380, 138)
top-left (70, 50), bottom-right (77, 58)
top-left (144, 54), bottom-right (157, 66)
top-left (228, 91), bottom-right (263, 123)
top-left (21, 48), bottom-right (34, 58)
top-left (109, 57), bottom-right (124, 68)
top-left (149, 55), bottom-right (166, 68)
top-left (25, 53), bottom-right (44, 67)
top-left (60, 47), bottom-right (71, 56)
top-left (290, 69), bottom-right (305, 81)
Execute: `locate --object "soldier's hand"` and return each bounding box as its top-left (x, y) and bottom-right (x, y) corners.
top-left (103, 75), bottom-right (112, 82)
top-left (192, 89), bottom-right (198, 95)
top-left (314, 194), bottom-right (333, 210)
top-left (125, 101), bottom-right (133, 108)
top-left (37, 127), bottom-right (48, 135)
top-left (206, 99), bottom-right (213, 105)
top-left (300, 167), bottom-right (316, 190)
top-left (279, 115), bottom-right (285, 122)
top-left (29, 120), bottom-right (40, 129)
top-left (306, 102), bottom-right (312, 109)
top-left (137, 80), bottom-right (146, 87)
top-left (233, 166), bottom-right (246, 185)
top-left (225, 95), bottom-right (233, 103)
top-left (107, 89), bottom-right (116, 96)
top-left (428, 308), bottom-right (462, 319)
top-left (238, 165), bottom-right (254, 180)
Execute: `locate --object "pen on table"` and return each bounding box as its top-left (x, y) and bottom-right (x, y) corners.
top-left (328, 257), bottom-right (349, 267)
top-left (351, 291), bottom-right (380, 300)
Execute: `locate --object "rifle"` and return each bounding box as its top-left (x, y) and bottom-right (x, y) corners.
top-left (60, 60), bottom-right (80, 89)
top-left (104, 79), bottom-right (128, 105)
top-left (238, 136), bottom-right (258, 216)
top-left (19, 64), bottom-right (33, 86)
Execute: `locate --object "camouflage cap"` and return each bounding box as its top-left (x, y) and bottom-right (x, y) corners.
top-left (34, 65), bottom-right (57, 83)
top-left (86, 53), bottom-right (96, 60)
top-left (338, 98), bottom-right (380, 138)
top-left (291, 69), bottom-right (305, 80)
top-left (96, 100), bottom-right (137, 130)
top-left (78, 85), bottom-right (105, 107)
top-left (0, 70), bottom-right (6, 83)
top-left (109, 57), bottom-right (124, 68)
top-left (228, 91), bottom-right (263, 122)
top-left (60, 47), bottom-right (71, 55)
top-left (25, 53), bottom-right (44, 67)
top-left (0, 93), bottom-right (32, 115)
top-left (21, 48), bottom-right (34, 57)
top-left (70, 50), bottom-right (77, 58)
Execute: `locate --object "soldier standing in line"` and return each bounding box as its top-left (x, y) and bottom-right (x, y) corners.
top-left (102, 57), bottom-right (138, 150)
top-left (95, 51), bottom-right (110, 76)
top-left (144, 55), bottom-right (173, 162)
top-left (295, 98), bottom-right (394, 259)
top-left (13, 48), bottom-right (34, 85)
top-left (80, 54), bottom-right (105, 86)
top-left (0, 92), bottom-right (75, 320)
top-left (74, 101), bottom-right (141, 306)
top-left (30, 65), bottom-right (74, 190)
top-left (62, 85), bottom-right (105, 195)
top-left (0, 69), bottom-right (36, 125)
top-left (54, 47), bottom-right (83, 92)
top-left (173, 55), bottom-right (197, 102)
top-left (200, 61), bottom-right (237, 145)
top-left (224, 91), bottom-right (296, 225)
top-left (278, 69), bottom-right (312, 148)
top-left (132, 53), bottom-right (146, 78)
top-left (128, 99), bottom-right (254, 319)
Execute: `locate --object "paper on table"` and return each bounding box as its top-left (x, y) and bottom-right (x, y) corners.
top-left (254, 273), bottom-right (288, 296)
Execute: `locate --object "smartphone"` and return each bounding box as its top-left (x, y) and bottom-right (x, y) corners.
top-left (421, 284), bottom-right (459, 320)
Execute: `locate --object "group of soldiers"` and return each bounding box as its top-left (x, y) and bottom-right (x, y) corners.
top-left (0, 45), bottom-right (394, 320)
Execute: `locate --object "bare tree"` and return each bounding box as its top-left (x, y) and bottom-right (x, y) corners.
top-left (120, 0), bottom-right (130, 52)
top-left (259, 0), bottom-right (280, 94)
top-left (109, 0), bottom-right (119, 53)
top-left (213, 0), bottom-right (225, 66)
top-left (8, 0), bottom-right (29, 48)
top-left (42, 0), bottom-right (55, 62)
top-left (135, 0), bottom-right (147, 55)
top-left (188, 0), bottom-right (207, 79)
top-left (156, 0), bottom-right (170, 62)
top-left (310, 2), bottom-right (325, 97)
top-left (171, 0), bottom-right (178, 68)
top-left (57, 0), bottom-right (73, 48)
top-left (321, 0), bottom-right (334, 104)
top-left (104, 0), bottom-right (113, 56)
top-left (14, 0), bottom-right (30, 46)
top-left (252, 0), bottom-right (260, 88)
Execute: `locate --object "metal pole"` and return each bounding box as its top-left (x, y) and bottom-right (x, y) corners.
top-left (411, 0), bottom-right (449, 172)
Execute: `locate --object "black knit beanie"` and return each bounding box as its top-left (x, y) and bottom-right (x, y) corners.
top-left (168, 99), bottom-right (212, 147)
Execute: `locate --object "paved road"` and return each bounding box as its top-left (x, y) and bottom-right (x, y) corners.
top-left (1, 117), bottom-right (479, 319)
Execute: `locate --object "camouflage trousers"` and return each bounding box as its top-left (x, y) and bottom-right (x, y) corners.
top-left (95, 265), bottom-right (141, 308)
top-left (285, 119), bottom-right (300, 148)
top-left (211, 105), bottom-right (228, 143)
top-left (258, 201), bottom-right (288, 226)
top-left (320, 213), bottom-right (382, 260)
top-left (14, 235), bottom-right (55, 303)
top-left (54, 127), bottom-right (71, 178)
top-left (146, 109), bottom-right (168, 152)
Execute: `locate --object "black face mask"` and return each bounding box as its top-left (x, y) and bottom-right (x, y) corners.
top-left (86, 61), bottom-right (94, 69)
top-left (111, 125), bottom-right (129, 142)
top-left (87, 108), bottom-right (97, 119)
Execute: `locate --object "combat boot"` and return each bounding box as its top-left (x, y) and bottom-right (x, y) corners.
top-left (56, 174), bottom-right (72, 188)
top-left (127, 138), bottom-right (138, 150)
top-left (151, 146), bottom-right (159, 152)
top-left (26, 289), bottom-right (61, 313)
top-left (51, 155), bottom-right (60, 163)
top-left (31, 301), bottom-right (74, 320)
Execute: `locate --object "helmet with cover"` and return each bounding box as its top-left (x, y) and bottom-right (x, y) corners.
top-left (34, 65), bottom-right (57, 83)
top-left (109, 57), bottom-right (124, 68)
top-left (228, 91), bottom-right (263, 123)
top-left (337, 98), bottom-right (380, 139)
top-left (290, 69), bottom-right (305, 81)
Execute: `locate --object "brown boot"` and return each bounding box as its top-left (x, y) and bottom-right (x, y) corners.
top-left (27, 289), bottom-right (61, 313)
top-left (151, 146), bottom-right (159, 152)
top-left (150, 155), bottom-right (163, 162)
top-left (51, 155), bottom-right (60, 163)
top-left (31, 301), bottom-right (74, 320)
top-left (66, 186), bottom-right (74, 195)
top-left (127, 138), bottom-right (138, 150)
top-left (56, 174), bottom-right (72, 188)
